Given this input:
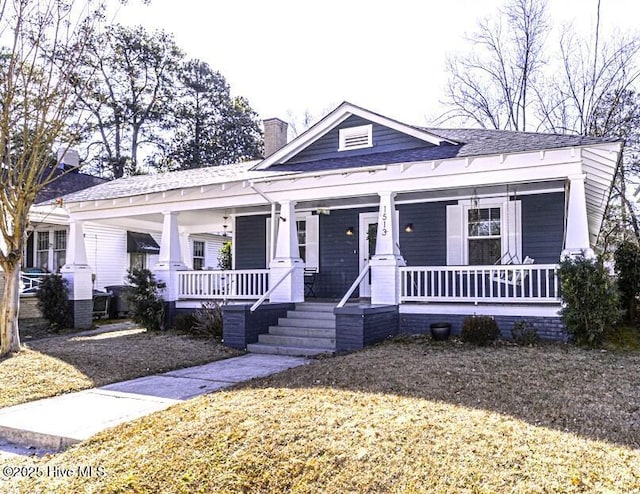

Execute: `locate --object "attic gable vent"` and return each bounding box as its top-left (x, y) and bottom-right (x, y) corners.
top-left (338, 124), bottom-right (372, 151)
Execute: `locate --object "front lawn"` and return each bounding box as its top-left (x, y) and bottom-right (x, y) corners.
top-left (11, 338), bottom-right (640, 493)
top-left (0, 326), bottom-right (240, 409)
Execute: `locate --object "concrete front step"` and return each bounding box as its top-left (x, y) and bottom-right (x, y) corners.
top-left (286, 310), bottom-right (335, 320)
top-left (278, 317), bottom-right (335, 330)
top-left (295, 303), bottom-right (336, 313)
top-left (246, 343), bottom-right (333, 357)
top-left (258, 334), bottom-right (335, 349)
top-left (269, 326), bottom-right (336, 338)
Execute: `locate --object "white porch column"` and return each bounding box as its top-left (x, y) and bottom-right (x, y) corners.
top-left (269, 200), bottom-right (304, 303)
top-left (370, 191), bottom-right (405, 305)
top-left (60, 219), bottom-right (93, 328)
top-left (563, 174), bottom-right (594, 259)
top-left (154, 211), bottom-right (187, 304)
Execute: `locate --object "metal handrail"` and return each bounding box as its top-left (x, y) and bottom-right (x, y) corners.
top-left (336, 263), bottom-right (370, 308)
top-left (250, 265), bottom-right (296, 312)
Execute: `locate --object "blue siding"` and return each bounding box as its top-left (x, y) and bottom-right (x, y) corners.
top-left (235, 215), bottom-right (267, 269)
top-left (287, 115), bottom-right (430, 165)
top-left (316, 207), bottom-right (376, 298)
top-left (398, 201), bottom-right (455, 266)
top-left (522, 192), bottom-right (565, 263)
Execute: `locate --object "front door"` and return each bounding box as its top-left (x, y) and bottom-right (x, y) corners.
top-left (359, 212), bottom-right (378, 297)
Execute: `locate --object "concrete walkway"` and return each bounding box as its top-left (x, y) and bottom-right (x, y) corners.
top-left (0, 353), bottom-right (308, 458)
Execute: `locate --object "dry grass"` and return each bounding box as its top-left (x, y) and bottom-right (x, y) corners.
top-left (0, 326), bottom-right (240, 409)
top-left (9, 337), bottom-right (640, 493)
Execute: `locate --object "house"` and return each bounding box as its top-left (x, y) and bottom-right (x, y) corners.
top-left (54, 102), bottom-right (622, 354)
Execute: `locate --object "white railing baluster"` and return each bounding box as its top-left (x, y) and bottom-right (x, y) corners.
top-left (176, 269), bottom-right (269, 300)
top-left (399, 264), bottom-right (560, 303)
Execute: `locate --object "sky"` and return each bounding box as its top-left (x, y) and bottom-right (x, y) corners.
top-left (112, 0), bottom-right (640, 128)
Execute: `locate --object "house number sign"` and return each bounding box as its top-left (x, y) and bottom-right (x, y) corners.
top-left (381, 206), bottom-right (388, 236)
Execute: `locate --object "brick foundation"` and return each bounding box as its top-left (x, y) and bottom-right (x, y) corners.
top-left (399, 313), bottom-right (567, 341)
top-left (222, 303), bottom-right (294, 350)
top-left (334, 304), bottom-right (399, 352)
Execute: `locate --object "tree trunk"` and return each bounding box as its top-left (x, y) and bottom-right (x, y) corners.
top-left (0, 264), bottom-right (21, 356)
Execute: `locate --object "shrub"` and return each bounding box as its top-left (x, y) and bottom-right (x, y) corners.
top-left (558, 254), bottom-right (618, 347)
top-left (511, 320), bottom-right (539, 346)
top-left (613, 240), bottom-right (640, 322)
top-left (124, 268), bottom-right (165, 331)
top-left (36, 274), bottom-right (72, 331)
top-left (173, 313), bottom-right (195, 333)
top-left (461, 315), bottom-right (499, 346)
top-left (192, 301), bottom-right (223, 339)
top-left (217, 241), bottom-right (232, 270)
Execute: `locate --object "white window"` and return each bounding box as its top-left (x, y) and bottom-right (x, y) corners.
top-left (33, 228), bottom-right (68, 272)
top-left (130, 253), bottom-right (146, 271)
top-left (53, 230), bottom-right (67, 272)
top-left (467, 207), bottom-right (501, 265)
top-left (446, 200), bottom-right (521, 266)
top-left (338, 124), bottom-right (373, 151)
top-left (266, 213), bottom-right (319, 271)
top-left (36, 231), bottom-right (50, 271)
top-left (193, 240), bottom-right (205, 270)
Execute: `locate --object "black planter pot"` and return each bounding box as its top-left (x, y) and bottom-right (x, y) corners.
top-left (430, 322), bottom-right (451, 341)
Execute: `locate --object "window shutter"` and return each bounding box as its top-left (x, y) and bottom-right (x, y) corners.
top-left (502, 200), bottom-right (522, 263)
top-left (305, 215), bottom-right (320, 271)
top-left (265, 218), bottom-right (272, 267)
top-left (446, 205), bottom-right (464, 265)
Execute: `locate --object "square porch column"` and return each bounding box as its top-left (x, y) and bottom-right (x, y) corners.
top-left (563, 174), bottom-right (595, 259)
top-left (370, 191), bottom-right (405, 305)
top-left (154, 211), bottom-right (187, 322)
top-left (60, 220), bottom-right (93, 329)
top-left (269, 200), bottom-right (304, 303)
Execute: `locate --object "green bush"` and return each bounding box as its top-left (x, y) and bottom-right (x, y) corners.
top-left (217, 241), bottom-right (232, 270)
top-left (173, 313), bottom-right (196, 333)
top-left (192, 301), bottom-right (223, 339)
top-left (511, 319), bottom-right (539, 346)
top-left (559, 255), bottom-right (618, 347)
top-left (613, 240), bottom-right (640, 322)
top-left (461, 315), bottom-right (499, 346)
top-left (124, 268), bottom-right (165, 331)
top-left (36, 274), bottom-right (72, 331)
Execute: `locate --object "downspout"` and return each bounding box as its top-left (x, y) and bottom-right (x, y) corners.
top-left (248, 181), bottom-right (277, 264)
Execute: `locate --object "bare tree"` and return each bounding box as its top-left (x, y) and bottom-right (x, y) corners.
top-left (72, 24), bottom-right (183, 178)
top-left (442, 0), bottom-right (549, 130)
top-left (0, 0), bottom-right (103, 357)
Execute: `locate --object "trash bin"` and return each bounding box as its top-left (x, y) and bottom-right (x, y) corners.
top-left (92, 290), bottom-right (112, 319)
top-left (105, 285), bottom-right (130, 319)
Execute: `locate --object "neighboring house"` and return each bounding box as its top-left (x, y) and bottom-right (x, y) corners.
top-left (54, 102), bottom-right (622, 354)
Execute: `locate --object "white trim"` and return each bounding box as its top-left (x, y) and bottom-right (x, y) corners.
top-left (399, 303), bottom-right (561, 318)
top-left (338, 124), bottom-right (372, 151)
top-left (359, 212), bottom-right (379, 296)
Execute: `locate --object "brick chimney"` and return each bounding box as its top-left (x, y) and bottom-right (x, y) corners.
top-left (263, 118), bottom-right (288, 158)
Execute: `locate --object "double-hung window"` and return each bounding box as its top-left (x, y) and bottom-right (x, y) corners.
top-left (36, 231), bottom-right (50, 271)
top-left (193, 240), bottom-right (205, 270)
top-left (53, 230), bottom-right (67, 271)
top-left (467, 207), bottom-right (501, 265)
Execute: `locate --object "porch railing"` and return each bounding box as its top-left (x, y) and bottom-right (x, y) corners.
top-left (400, 264), bottom-right (560, 303)
top-left (177, 270), bottom-right (269, 300)
top-left (19, 272), bottom-right (48, 295)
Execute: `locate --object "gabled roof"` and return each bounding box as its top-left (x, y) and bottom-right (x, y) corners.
top-left (35, 169), bottom-right (107, 205)
top-left (253, 101), bottom-right (458, 170)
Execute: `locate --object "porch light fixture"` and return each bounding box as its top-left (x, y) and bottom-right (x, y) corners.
top-left (222, 214), bottom-right (229, 237)
top-left (404, 223), bottom-right (414, 233)
top-left (345, 227), bottom-right (354, 236)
